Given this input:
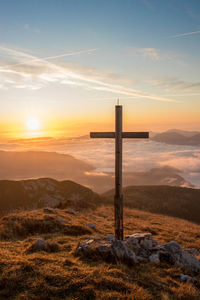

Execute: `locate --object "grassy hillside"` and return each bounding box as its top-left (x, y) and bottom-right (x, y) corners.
top-left (0, 178), bottom-right (101, 215)
top-left (103, 185), bottom-right (200, 224)
top-left (1, 180), bottom-right (200, 225)
top-left (0, 206), bottom-right (200, 299)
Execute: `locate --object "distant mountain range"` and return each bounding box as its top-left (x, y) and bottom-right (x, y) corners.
top-left (103, 185), bottom-right (200, 224)
top-left (151, 129), bottom-right (200, 145)
top-left (83, 166), bottom-right (193, 193)
top-left (0, 178), bottom-right (100, 215)
top-left (165, 129), bottom-right (200, 137)
top-left (0, 150), bottom-right (94, 180)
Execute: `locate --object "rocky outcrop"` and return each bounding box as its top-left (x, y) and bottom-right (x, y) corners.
top-left (160, 241), bottom-right (200, 273)
top-left (111, 239), bottom-right (138, 265)
top-left (75, 233), bottom-right (200, 273)
top-left (75, 238), bottom-right (137, 265)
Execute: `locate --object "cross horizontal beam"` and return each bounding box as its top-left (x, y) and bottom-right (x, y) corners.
top-left (90, 132), bottom-right (149, 138)
top-left (90, 132), bottom-right (115, 138)
top-left (122, 132), bottom-right (149, 138)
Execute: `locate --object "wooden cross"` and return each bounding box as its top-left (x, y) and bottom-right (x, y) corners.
top-left (90, 105), bottom-right (149, 240)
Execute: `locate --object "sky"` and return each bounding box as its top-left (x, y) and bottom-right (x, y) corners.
top-left (0, 0), bottom-right (200, 138)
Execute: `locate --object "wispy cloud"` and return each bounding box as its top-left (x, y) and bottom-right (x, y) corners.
top-left (1, 47), bottom-right (98, 69)
top-left (126, 47), bottom-right (180, 61)
top-left (150, 76), bottom-right (200, 92)
top-left (170, 30), bottom-right (200, 38)
top-left (0, 45), bottom-right (179, 103)
top-left (127, 47), bottom-right (160, 60)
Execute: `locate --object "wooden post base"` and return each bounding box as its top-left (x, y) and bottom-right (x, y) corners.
top-left (114, 194), bottom-right (123, 240)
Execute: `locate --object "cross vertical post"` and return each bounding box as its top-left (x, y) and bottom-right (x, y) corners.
top-left (90, 104), bottom-right (149, 240)
top-left (115, 105), bottom-right (123, 240)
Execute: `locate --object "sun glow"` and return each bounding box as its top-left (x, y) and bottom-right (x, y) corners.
top-left (26, 117), bottom-right (40, 131)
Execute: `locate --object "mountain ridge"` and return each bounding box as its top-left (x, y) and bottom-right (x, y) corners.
top-left (151, 130), bottom-right (200, 145)
top-left (0, 178), bottom-right (200, 225)
top-left (0, 177), bottom-right (101, 215)
top-left (103, 185), bottom-right (200, 224)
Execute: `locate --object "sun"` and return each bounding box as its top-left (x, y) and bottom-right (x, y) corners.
top-left (26, 117), bottom-right (40, 131)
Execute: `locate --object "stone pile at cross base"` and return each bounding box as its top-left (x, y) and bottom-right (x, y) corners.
top-left (75, 233), bottom-right (200, 274)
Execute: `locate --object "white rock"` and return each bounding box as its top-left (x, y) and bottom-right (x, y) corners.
top-left (127, 233), bottom-right (152, 241)
top-left (126, 233), bottom-right (153, 256)
top-left (86, 239), bottom-right (94, 244)
top-left (75, 241), bottom-right (92, 256)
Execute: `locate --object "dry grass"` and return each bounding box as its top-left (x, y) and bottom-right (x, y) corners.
top-left (0, 206), bottom-right (200, 299)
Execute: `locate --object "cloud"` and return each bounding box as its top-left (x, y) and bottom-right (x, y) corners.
top-left (3, 48), bottom-right (98, 69)
top-left (150, 76), bottom-right (200, 91)
top-left (84, 171), bottom-right (109, 177)
top-left (170, 30), bottom-right (200, 38)
top-left (1, 136), bottom-right (200, 187)
top-left (159, 150), bottom-right (200, 174)
top-left (0, 45), bottom-right (179, 102)
top-left (127, 47), bottom-right (160, 60)
top-left (126, 47), bottom-right (179, 61)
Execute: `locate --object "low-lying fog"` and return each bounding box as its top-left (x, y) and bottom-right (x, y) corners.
top-left (0, 135), bottom-right (199, 192)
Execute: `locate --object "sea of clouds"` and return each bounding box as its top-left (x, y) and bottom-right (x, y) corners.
top-left (1, 137), bottom-right (199, 188)
top-left (62, 139), bottom-right (200, 188)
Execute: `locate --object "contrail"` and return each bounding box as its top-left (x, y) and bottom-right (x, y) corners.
top-left (0, 45), bottom-right (179, 103)
top-left (40, 48), bottom-right (98, 60)
top-left (170, 30), bottom-right (200, 38)
top-left (0, 48), bottom-right (98, 69)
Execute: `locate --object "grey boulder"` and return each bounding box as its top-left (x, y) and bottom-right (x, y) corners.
top-left (160, 241), bottom-right (200, 273)
top-left (75, 238), bottom-right (138, 265)
top-left (111, 239), bottom-right (138, 265)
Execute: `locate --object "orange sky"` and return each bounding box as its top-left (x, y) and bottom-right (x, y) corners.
top-left (1, 1), bottom-right (200, 139)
